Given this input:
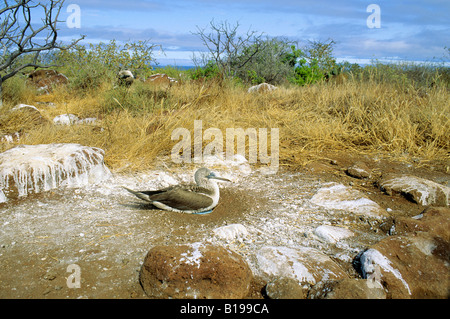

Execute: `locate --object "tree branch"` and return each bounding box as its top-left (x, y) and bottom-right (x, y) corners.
top-left (0, 0), bottom-right (85, 106)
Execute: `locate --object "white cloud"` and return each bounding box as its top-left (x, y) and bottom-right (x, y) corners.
top-left (362, 39), bottom-right (411, 52)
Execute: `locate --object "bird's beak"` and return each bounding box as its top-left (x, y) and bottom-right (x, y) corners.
top-left (208, 173), bottom-right (231, 182)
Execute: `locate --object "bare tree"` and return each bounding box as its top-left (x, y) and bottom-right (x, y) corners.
top-left (235, 37), bottom-right (299, 84)
top-left (192, 20), bottom-right (264, 77)
top-left (304, 39), bottom-right (337, 71)
top-left (0, 0), bottom-right (85, 107)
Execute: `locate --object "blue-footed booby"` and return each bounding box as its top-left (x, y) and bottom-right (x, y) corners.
top-left (123, 167), bottom-right (231, 214)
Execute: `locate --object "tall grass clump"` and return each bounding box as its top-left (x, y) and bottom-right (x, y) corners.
top-left (0, 74), bottom-right (38, 106)
top-left (101, 82), bottom-right (169, 114)
top-left (357, 60), bottom-right (449, 90)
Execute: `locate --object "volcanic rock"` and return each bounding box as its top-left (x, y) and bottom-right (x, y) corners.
top-left (139, 242), bottom-right (253, 299)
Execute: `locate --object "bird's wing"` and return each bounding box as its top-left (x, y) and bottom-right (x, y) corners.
top-left (147, 186), bottom-right (214, 210)
top-left (122, 187), bottom-right (155, 202)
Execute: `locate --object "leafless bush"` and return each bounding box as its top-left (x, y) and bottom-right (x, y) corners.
top-left (0, 0), bottom-right (84, 107)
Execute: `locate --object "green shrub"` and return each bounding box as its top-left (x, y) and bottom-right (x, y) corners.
top-left (52, 40), bottom-right (160, 92)
top-left (246, 70), bottom-right (265, 85)
top-left (232, 38), bottom-right (298, 85)
top-left (290, 58), bottom-right (324, 86)
top-left (188, 61), bottom-right (221, 80)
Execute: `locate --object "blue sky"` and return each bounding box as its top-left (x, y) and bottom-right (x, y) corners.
top-left (57, 0), bottom-right (450, 66)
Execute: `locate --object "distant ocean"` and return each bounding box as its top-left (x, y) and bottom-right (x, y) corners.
top-left (156, 65), bottom-right (197, 70)
top-left (156, 60), bottom-right (449, 70)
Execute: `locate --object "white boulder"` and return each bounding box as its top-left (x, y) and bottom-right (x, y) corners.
top-left (381, 174), bottom-right (449, 207)
top-left (310, 182), bottom-right (387, 219)
top-left (313, 225), bottom-right (354, 244)
top-left (247, 83), bottom-right (277, 93)
top-left (53, 114), bottom-right (79, 125)
top-left (255, 246), bottom-right (348, 285)
top-left (0, 143), bottom-right (111, 203)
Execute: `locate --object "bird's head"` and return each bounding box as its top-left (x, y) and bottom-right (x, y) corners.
top-left (195, 167), bottom-right (231, 185)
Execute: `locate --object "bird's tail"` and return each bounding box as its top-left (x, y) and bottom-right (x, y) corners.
top-left (122, 186), bottom-right (153, 202)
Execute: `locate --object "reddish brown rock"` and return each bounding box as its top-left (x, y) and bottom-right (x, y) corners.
top-left (359, 232), bottom-right (449, 299)
top-left (27, 69), bottom-right (68, 91)
top-left (346, 161), bottom-right (371, 179)
top-left (265, 277), bottom-right (306, 299)
top-left (144, 73), bottom-right (177, 89)
top-left (394, 207), bottom-right (450, 241)
top-left (319, 278), bottom-right (386, 299)
top-left (420, 207), bottom-right (450, 241)
top-left (139, 242), bottom-right (252, 299)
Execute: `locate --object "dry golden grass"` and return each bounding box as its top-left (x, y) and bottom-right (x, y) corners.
top-left (1, 76), bottom-right (449, 172)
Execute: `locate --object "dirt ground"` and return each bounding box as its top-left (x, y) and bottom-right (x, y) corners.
top-left (0, 151), bottom-right (448, 299)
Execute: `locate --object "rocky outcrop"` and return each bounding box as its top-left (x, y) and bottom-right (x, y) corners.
top-left (139, 243), bottom-right (253, 299)
top-left (380, 174), bottom-right (449, 206)
top-left (0, 143), bottom-right (111, 203)
top-left (310, 182), bottom-right (388, 219)
top-left (27, 69), bottom-right (68, 92)
top-left (255, 246), bottom-right (348, 286)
